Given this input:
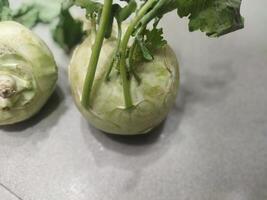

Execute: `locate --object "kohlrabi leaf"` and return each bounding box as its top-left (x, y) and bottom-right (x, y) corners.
top-left (144, 25), bottom-right (167, 52)
top-left (10, 0), bottom-right (83, 52)
top-left (142, 0), bottom-right (243, 37)
top-left (74, 0), bottom-right (102, 17)
top-left (137, 36), bottom-right (153, 61)
top-left (132, 25), bottom-right (167, 63)
top-left (29, 0), bottom-right (65, 22)
top-left (12, 4), bottom-right (39, 28)
top-left (0, 0), bottom-right (12, 20)
top-left (115, 0), bottom-right (137, 22)
top-left (12, 0), bottom-right (69, 24)
top-left (0, 0), bottom-right (9, 8)
top-left (52, 9), bottom-right (84, 53)
top-left (10, 0), bottom-right (70, 28)
top-left (176, 0), bottom-right (244, 37)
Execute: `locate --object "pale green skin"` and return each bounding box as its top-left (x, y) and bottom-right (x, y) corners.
top-left (0, 21), bottom-right (58, 125)
top-left (69, 35), bottom-right (179, 135)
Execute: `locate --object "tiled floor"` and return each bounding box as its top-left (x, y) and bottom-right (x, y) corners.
top-left (0, 183), bottom-right (21, 200)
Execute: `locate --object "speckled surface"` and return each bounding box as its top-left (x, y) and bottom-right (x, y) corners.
top-left (0, 1), bottom-right (267, 200)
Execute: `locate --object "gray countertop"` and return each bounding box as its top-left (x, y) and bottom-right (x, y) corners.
top-left (1, 1), bottom-right (267, 200)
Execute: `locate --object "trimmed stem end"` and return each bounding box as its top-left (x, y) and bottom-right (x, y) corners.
top-left (0, 75), bottom-right (16, 99)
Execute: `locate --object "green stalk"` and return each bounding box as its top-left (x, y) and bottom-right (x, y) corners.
top-left (81, 0), bottom-right (113, 108)
top-left (90, 13), bottom-right (97, 35)
top-left (128, 25), bottom-right (145, 63)
top-left (119, 0), bottom-right (157, 108)
top-left (140, 0), bottom-right (169, 26)
top-left (128, 39), bottom-right (137, 64)
top-left (105, 20), bottom-right (122, 81)
top-left (128, 39), bottom-right (141, 84)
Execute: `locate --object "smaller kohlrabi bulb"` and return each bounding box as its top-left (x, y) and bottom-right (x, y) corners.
top-left (0, 21), bottom-right (58, 125)
top-left (69, 34), bottom-right (179, 135)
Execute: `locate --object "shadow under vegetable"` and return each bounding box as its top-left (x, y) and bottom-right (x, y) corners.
top-left (102, 121), bottom-right (165, 146)
top-left (80, 94), bottom-right (184, 172)
top-left (1, 87), bottom-right (64, 132)
top-left (1, 86), bottom-right (66, 134)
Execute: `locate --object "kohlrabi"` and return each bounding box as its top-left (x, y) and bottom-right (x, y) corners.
top-left (0, 21), bottom-right (57, 125)
top-left (0, 0), bottom-right (78, 125)
top-left (69, 30), bottom-right (179, 134)
top-left (63, 0), bottom-right (243, 135)
top-left (2, 0), bottom-right (243, 133)
top-left (66, 0), bottom-right (244, 135)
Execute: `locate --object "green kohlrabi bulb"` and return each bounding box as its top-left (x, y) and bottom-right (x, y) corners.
top-left (69, 33), bottom-right (179, 135)
top-left (0, 21), bottom-right (58, 125)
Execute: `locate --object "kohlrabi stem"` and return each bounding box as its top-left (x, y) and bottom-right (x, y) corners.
top-left (81, 0), bottom-right (113, 108)
top-left (127, 59), bottom-right (141, 84)
top-left (128, 25), bottom-right (145, 63)
top-left (128, 39), bottom-right (137, 64)
top-left (105, 20), bottom-right (122, 81)
top-left (128, 39), bottom-right (141, 84)
top-left (140, 0), bottom-right (169, 27)
top-left (91, 14), bottom-right (97, 35)
top-left (119, 0), bottom-right (157, 108)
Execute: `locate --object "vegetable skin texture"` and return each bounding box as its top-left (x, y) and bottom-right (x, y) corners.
top-left (69, 34), bottom-right (179, 135)
top-left (0, 21), bottom-right (57, 125)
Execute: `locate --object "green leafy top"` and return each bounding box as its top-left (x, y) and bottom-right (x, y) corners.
top-left (0, 0), bottom-right (84, 52)
top-left (176, 0), bottom-right (244, 36)
top-left (138, 0), bottom-right (244, 37)
top-left (0, 0), bottom-right (244, 53)
top-left (0, 0), bottom-right (66, 26)
top-left (0, 0), bottom-right (12, 20)
top-left (131, 22), bottom-right (167, 63)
